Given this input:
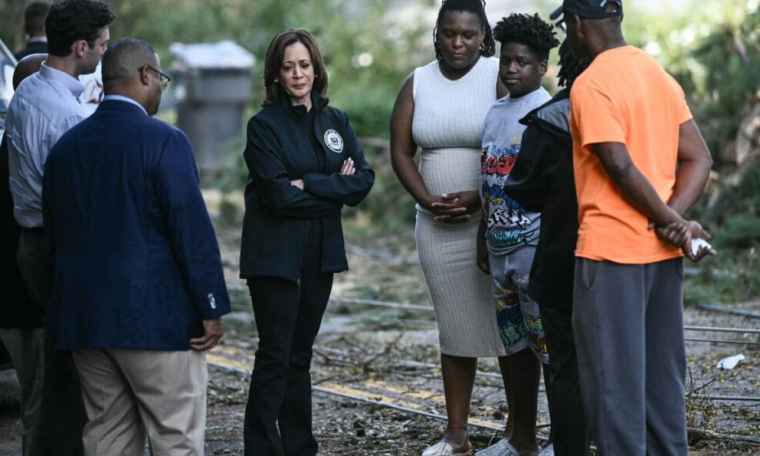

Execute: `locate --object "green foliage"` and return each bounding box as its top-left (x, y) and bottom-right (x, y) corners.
top-left (102, 0), bottom-right (433, 236)
top-left (0, 0), bottom-right (30, 51)
top-left (684, 158), bottom-right (760, 304)
top-left (621, 2), bottom-right (760, 304)
top-left (344, 142), bottom-right (418, 237)
top-left (693, 158), bottom-right (760, 249)
top-left (103, 0), bottom-right (433, 236)
top-left (108, 1), bottom-right (433, 238)
top-left (691, 9), bottom-right (760, 148)
top-left (716, 215), bottom-right (760, 249)
top-left (105, 0), bottom-right (430, 139)
top-left (623, 1), bottom-right (760, 159)
top-left (684, 247), bottom-right (759, 306)
top-left (5, 0), bottom-right (758, 303)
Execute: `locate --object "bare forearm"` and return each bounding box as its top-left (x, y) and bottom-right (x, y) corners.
top-left (478, 217), bottom-right (487, 238)
top-left (594, 142), bottom-right (684, 227)
top-left (391, 152), bottom-right (431, 206)
top-left (668, 161), bottom-right (711, 215)
top-left (669, 120), bottom-right (713, 215)
top-left (608, 162), bottom-right (683, 227)
top-left (476, 217), bottom-right (490, 273)
top-left (592, 139), bottom-right (714, 260)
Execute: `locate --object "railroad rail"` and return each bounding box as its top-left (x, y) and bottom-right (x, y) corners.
top-left (224, 287), bottom-right (760, 338)
top-left (206, 346), bottom-right (760, 446)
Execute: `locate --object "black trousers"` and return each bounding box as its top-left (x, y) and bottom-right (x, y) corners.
top-left (243, 233), bottom-right (333, 456)
top-left (540, 296), bottom-right (590, 456)
top-left (17, 229), bottom-right (87, 456)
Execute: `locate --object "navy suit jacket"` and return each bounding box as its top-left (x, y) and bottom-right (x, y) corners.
top-left (43, 99), bottom-right (231, 351)
top-left (14, 41), bottom-right (47, 61)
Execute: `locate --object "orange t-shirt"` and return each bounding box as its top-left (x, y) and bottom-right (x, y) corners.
top-left (569, 46), bottom-right (693, 264)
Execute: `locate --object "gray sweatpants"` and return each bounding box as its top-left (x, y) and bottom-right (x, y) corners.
top-left (572, 258), bottom-right (687, 456)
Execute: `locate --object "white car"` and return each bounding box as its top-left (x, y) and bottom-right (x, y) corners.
top-left (0, 38), bottom-right (16, 139)
top-left (0, 39), bottom-right (14, 369)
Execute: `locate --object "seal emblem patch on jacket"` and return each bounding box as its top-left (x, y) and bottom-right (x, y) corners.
top-left (323, 129), bottom-right (344, 153)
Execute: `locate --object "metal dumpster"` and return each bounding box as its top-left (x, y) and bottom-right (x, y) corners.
top-left (169, 40), bottom-right (255, 176)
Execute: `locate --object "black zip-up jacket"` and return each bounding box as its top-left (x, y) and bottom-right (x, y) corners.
top-left (239, 93), bottom-right (375, 282)
top-left (503, 89), bottom-right (578, 305)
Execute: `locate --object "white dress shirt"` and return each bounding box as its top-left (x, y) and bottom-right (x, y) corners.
top-left (6, 62), bottom-right (86, 228)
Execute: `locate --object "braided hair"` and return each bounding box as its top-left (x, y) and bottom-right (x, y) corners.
top-left (493, 13), bottom-right (559, 61)
top-left (433, 0), bottom-right (495, 61)
top-left (557, 40), bottom-right (590, 88)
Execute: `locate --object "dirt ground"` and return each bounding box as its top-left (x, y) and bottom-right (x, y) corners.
top-left (0, 205), bottom-right (758, 455)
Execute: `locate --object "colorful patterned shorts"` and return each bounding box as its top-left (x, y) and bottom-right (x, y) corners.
top-left (488, 247), bottom-right (549, 364)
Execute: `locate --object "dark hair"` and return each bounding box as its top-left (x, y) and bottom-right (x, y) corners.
top-left (493, 13), bottom-right (559, 61)
top-left (13, 54), bottom-right (46, 90)
top-left (433, 0), bottom-right (495, 60)
top-left (557, 40), bottom-right (589, 89)
top-left (24, 1), bottom-right (51, 36)
top-left (102, 38), bottom-right (156, 86)
top-left (45, 0), bottom-right (114, 57)
top-left (262, 29), bottom-right (329, 107)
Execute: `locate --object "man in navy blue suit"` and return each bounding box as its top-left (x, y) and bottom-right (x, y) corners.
top-left (42, 38), bottom-right (231, 455)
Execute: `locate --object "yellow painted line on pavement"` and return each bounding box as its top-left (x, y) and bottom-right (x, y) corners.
top-left (207, 353), bottom-right (251, 374)
top-left (212, 344), bottom-right (253, 360)
top-left (207, 355), bottom-right (428, 412)
top-left (214, 344), bottom-right (252, 358)
top-left (209, 351), bottom-right (446, 408)
top-left (461, 416), bottom-right (504, 430)
top-left (364, 380), bottom-right (447, 405)
top-left (361, 380), bottom-right (504, 429)
top-left (315, 382), bottom-right (429, 412)
top-left (313, 383), bottom-right (504, 431)
top-left (206, 348), bottom-right (504, 430)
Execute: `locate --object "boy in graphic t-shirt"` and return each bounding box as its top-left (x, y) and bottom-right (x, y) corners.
top-left (476, 13), bottom-right (559, 456)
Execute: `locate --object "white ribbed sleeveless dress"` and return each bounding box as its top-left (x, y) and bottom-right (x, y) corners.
top-left (412, 57), bottom-right (506, 357)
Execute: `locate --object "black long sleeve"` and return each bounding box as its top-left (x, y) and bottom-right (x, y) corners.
top-left (244, 117), bottom-right (343, 219)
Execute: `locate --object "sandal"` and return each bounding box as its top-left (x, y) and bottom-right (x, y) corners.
top-left (474, 438), bottom-right (518, 456)
top-left (421, 423), bottom-right (473, 456)
top-left (537, 443), bottom-right (555, 456)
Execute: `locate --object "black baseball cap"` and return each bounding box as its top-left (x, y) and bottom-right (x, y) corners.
top-left (550, 0), bottom-right (623, 23)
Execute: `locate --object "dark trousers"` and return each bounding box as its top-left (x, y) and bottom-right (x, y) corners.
top-left (17, 229), bottom-right (87, 456)
top-left (573, 258), bottom-right (687, 456)
top-left (243, 242), bottom-right (333, 455)
top-left (539, 297), bottom-right (590, 456)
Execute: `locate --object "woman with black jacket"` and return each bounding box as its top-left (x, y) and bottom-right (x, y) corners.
top-left (239, 29), bottom-right (374, 456)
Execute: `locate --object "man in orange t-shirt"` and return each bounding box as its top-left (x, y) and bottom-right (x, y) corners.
top-left (550, 0), bottom-right (714, 454)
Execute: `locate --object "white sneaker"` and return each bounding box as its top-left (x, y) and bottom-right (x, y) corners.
top-left (474, 439), bottom-right (519, 456)
top-left (538, 444), bottom-right (555, 456)
top-left (422, 440), bottom-right (473, 456)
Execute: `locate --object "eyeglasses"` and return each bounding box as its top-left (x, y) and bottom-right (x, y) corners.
top-left (140, 65), bottom-right (171, 90)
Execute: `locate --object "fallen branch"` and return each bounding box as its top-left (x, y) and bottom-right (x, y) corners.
top-left (688, 428), bottom-right (760, 445)
top-left (360, 332), bottom-right (405, 369)
top-left (697, 303), bottom-right (760, 319)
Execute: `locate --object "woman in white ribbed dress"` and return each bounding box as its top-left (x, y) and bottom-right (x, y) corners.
top-left (390, 0), bottom-right (508, 454)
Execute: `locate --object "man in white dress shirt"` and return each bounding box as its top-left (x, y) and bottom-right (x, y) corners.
top-left (4, 0), bottom-right (114, 453)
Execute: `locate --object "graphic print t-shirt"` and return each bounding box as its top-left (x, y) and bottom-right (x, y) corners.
top-left (480, 87), bottom-right (551, 254)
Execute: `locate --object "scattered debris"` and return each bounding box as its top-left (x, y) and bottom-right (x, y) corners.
top-left (717, 354), bottom-right (746, 370)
